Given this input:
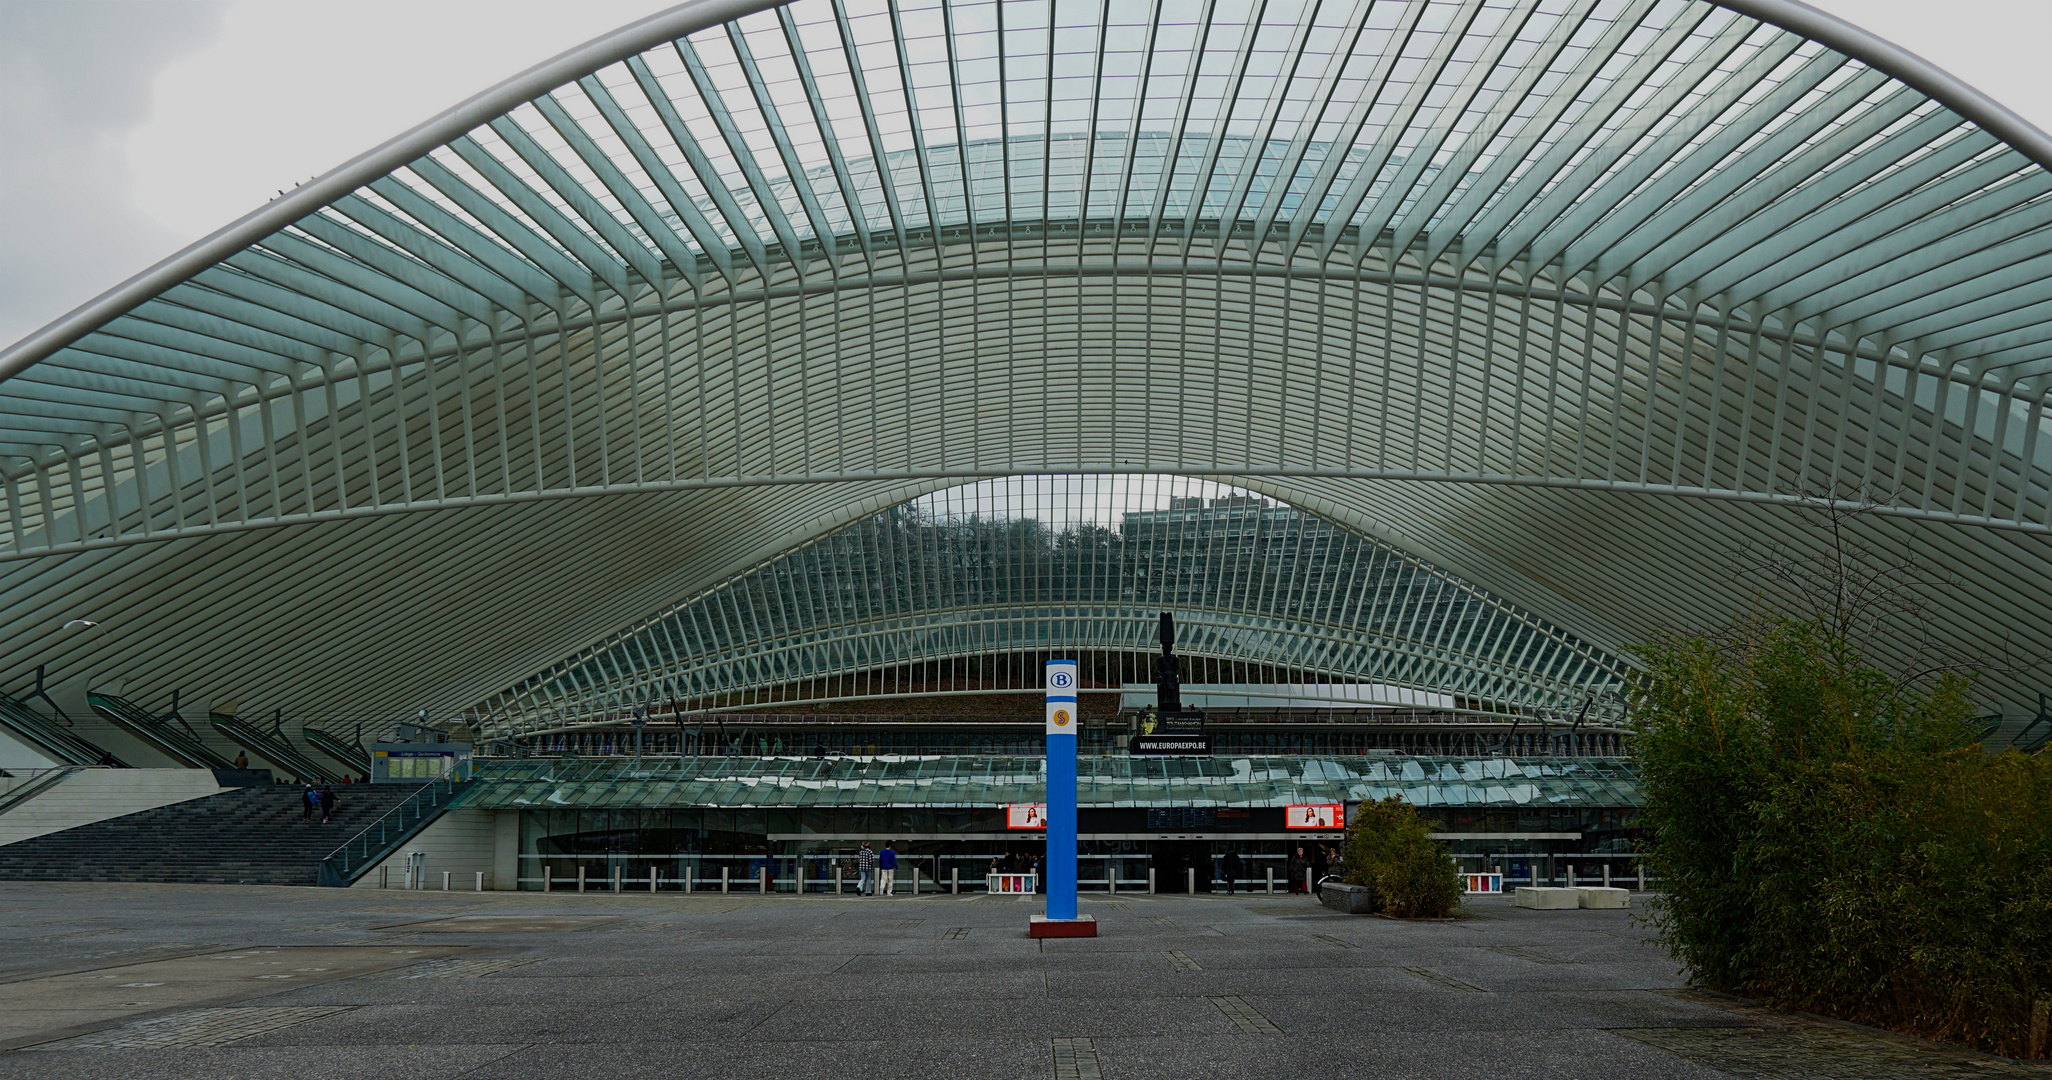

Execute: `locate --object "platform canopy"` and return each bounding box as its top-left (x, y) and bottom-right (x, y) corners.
top-left (4, 0), bottom-right (2052, 732)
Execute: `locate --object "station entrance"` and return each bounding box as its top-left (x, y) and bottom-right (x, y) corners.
top-left (516, 805), bottom-right (1344, 894)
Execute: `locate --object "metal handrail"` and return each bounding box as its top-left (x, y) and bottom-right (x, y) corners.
top-left (86, 693), bottom-right (236, 770)
top-left (0, 766), bottom-right (84, 816)
top-left (316, 777), bottom-right (467, 887)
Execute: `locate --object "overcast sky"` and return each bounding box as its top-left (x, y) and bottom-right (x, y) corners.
top-left (4, 0), bottom-right (2049, 351)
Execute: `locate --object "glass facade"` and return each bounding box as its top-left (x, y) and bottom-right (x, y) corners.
top-left (487, 755), bottom-right (1643, 893)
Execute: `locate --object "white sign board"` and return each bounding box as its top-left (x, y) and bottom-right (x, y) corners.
top-left (1045, 660), bottom-right (1078, 734)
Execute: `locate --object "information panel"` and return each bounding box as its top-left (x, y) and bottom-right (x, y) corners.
top-left (1284, 803), bottom-right (1344, 829)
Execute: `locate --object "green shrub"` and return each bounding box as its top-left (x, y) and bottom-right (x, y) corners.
top-left (1633, 615), bottom-right (2052, 1057)
top-left (1343, 796), bottom-right (1462, 918)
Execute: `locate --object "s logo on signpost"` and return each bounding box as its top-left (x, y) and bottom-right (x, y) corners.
top-left (1052, 709), bottom-right (1071, 728)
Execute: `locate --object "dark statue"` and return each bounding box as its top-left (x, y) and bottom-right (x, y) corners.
top-left (1156, 611), bottom-right (1182, 714)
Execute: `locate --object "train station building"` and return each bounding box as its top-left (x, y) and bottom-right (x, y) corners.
top-left (4, 0), bottom-right (2051, 892)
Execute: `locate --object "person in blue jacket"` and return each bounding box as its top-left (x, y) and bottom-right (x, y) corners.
top-left (878, 842), bottom-right (898, 896)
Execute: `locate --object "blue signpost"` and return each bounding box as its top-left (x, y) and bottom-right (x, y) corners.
top-left (1031, 659), bottom-right (1095, 937)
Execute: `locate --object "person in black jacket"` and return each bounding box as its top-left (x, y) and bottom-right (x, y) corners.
top-left (1287, 847), bottom-right (1310, 894)
top-left (318, 784), bottom-right (337, 825)
top-left (301, 783), bottom-right (318, 823)
top-left (1220, 850), bottom-right (1243, 895)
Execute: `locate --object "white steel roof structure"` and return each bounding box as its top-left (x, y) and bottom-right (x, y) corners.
top-left (6, 0), bottom-right (2052, 734)
top-left (484, 476), bottom-right (1633, 729)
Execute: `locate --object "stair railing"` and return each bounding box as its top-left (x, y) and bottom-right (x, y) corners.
top-left (316, 776), bottom-right (468, 887)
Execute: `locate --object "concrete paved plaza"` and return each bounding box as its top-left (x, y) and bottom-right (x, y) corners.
top-left (0, 882), bottom-right (2042, 1079)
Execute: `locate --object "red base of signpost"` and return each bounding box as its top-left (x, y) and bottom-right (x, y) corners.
top-left (1029, 915), bottom-right (1098, 938)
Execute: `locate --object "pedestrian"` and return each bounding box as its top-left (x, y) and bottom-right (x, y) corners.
top-left (813, 740), bottom-right (827, 759)
top-left (1221, 850), bottom-right (1243, 895)
top-left (878, 842), bottom-right (898, 896)
top-left (856, 842), bottom-right (876, 896)
top-left (301, 783), bottom-right (318, 823)
top-left (1288, 847), bottom-right (1310, 894)
top-left (1033, 853), bottom-right (1046, 893)
top-left (1310, 845), bottom-right (1330, 889)
top-left (319, 784), bottom-right (337, 825)
top-left (232, 750), bottom-right (248, 769)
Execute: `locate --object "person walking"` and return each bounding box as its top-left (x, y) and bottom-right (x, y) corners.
top-left (1221, 850), bottom-right (1243, 895)
top-left (1287, 847), bottom-right (1310, 894)
top-left (319, 784), bottom-right (337, 825)
top-left (1310, 845), bottom-right (1330, 890)
top-left (856, 842), bottom-right (876, 896)
top-left (1033, 853), bottom-right (1046, 894)
top-left (301, 783), bottom-right (318, 823)
top-left (232, 750), bottom-right (248, 770)
top-left (878, 842), bottom-right (898, 896)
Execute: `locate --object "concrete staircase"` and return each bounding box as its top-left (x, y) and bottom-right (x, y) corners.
top-left (0, 783), bottom-right (427, 886)
top-left (0, 768), bottom-right (229, 847)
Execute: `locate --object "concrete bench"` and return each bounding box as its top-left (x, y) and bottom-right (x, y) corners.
top-left (1514, 886), bottom-right (1582, 909)
top-left (1318, 881), bottom-right (1375, 914)
top-left (1576, 886), bottom-right (1630, 909)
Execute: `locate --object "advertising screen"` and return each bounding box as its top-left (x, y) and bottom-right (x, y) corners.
top-left (1284, 803), bottom-right (1344, 829)
top-left (1006, 804), bottom-right (1048, 829)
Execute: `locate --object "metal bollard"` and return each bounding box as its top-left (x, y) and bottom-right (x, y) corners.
top-left (578, 865), bottom-right (586, 893)
top-left (650, 867), bottom-right (658, 893)
top-left (381, 866), bottom-right (389, 890)
top-left (543, 866), bottom-right (551, 892)
top-left (1566, 864), bottom-right (1575, 889)
top-left (685, 866), bottom-right (694, 894)
top-left (1109, 864), bottom-right (1116, 895)
top-left (1149, 867), bottom-right (1156, 895)
top-left (476, 871), bottom-right (485, 892)
top-left (1637, 864), bottom-right (1645, 892)
top-left (759, 867), bottom-right (768, 895)
top-left (1266, 867), bottom-right (1274, 895)
top-left (442, 871), bottom-right (450, 891)
top-left (613, 867), bottom-right (622, 893)
top-left (1187, 867), bottom-right (1195, 895)
top-left (721, 867), bottom-right (729, 894)
top-left (1305, 868), bottom-right (1313, 896)
top-left (951, 867), bottom-right (959, 895)
top-left (835, 866), bottom-right (843, 895)
top-left (1603, 864), bottom-right (1611, 889)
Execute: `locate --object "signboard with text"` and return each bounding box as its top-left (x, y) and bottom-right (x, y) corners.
top-left (1284, 803), bottom-right (1344, 829)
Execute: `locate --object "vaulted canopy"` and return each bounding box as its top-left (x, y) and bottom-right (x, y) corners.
top-left (4, 0), bottom-right (2051, 731)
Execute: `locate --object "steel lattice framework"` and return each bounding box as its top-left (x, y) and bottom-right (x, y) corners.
top-left (486, 477), bottom-right (1629, 729)
top-left (5, 0), bottom-right (2052, 728)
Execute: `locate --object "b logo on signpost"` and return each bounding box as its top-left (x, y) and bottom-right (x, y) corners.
top-left (1045, 659), bottom-right (1080, 736)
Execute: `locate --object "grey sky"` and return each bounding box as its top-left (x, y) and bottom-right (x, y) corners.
top-left (4, 0), bottom-right (2049, 352)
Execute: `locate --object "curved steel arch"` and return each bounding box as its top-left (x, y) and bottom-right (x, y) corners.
top-left (5, 0), bottom-right (2052, 728)
top-left (481, 478), bottom-right (1629, 732)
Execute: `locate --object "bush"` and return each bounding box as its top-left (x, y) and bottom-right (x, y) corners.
top-left (1343, 796), bottom-right (1462, 918)
top-left (1633, 616), bottom-right (2052, 1057)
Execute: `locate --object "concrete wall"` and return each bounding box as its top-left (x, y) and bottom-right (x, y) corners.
top-left (0, 729), bottom-right (65, 771)
top-left (494, 811), bottom-right (519, 891)
top-left (350, 808), bottom-right (498, 891)
top-left (0, 768), bottom-right (225, 846)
